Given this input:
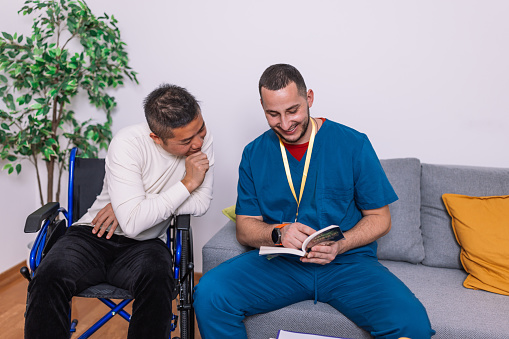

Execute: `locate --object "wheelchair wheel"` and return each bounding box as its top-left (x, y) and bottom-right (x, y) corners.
top-left (179, 228), bottom-right (195, 339)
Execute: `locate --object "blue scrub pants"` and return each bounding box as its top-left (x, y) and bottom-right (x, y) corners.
top-left (194, 250), bottom-right (434, 339)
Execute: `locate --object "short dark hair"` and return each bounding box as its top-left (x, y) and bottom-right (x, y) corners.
top-left (258, 64), bottom-right (307, 98)
top-left (143, 84), bottom-right (200, 139)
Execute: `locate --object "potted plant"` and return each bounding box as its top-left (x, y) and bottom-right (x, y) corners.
top-left (0, 0), bottom-right (138, 205)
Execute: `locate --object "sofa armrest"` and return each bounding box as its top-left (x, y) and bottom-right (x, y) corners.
top-left (202, 220), bottom-right (253, 274)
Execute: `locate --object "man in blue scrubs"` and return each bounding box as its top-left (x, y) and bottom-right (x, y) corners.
top-left (194, 64), bottom-right (434, 338)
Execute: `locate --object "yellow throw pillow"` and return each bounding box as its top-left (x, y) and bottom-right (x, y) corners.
top-left (442, 194), bottom-right (509, 296)
top-left (222, 205), bottom-right (236, 222)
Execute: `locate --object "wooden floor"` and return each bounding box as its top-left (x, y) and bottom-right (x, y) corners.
top-left (0, 262), bottom-right (202, 339)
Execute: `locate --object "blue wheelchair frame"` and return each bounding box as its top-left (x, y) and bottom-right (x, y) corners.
top-left (23, 148), bottom-right (194, 338)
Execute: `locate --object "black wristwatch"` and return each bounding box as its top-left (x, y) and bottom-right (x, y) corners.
top-left (271, 224), bottom-right (288, 245)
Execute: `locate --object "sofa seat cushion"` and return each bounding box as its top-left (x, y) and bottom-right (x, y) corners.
top-left (202, 222), bottom-right (509, 339)
top-left (242, 261), bottom-right (509, 339)
top-left (382, 260), bottom-right (509, 338)
top-left (245, 300), bottom-right (371, 339)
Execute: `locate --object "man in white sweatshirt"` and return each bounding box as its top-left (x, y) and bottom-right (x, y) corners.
top-left (24, 84), bottom-right (214, 339)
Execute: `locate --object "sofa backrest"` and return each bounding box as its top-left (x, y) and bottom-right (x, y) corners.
top-left (379, 158), bottom-right (425, 264)
top-left (420, 163), bottom-right (509, 269)
top-left (205, 159), bottom-right (509, 273)
top-left (379, 159), bottom-right (509, 269)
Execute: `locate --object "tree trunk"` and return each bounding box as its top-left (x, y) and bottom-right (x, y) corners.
top-left (46, 158), bottom-right (55, 203)
top-left (56, 161), bottom-right (64, 203)
top-left (46, 98), bottom-right (60, 204)
top-left (32, 152), bottom-right (45, 206)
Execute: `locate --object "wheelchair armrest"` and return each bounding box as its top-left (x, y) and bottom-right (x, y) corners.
top-left (176, 214), bottom-right (191, 231)
top-left (25, 202), bottom-right (60, 233)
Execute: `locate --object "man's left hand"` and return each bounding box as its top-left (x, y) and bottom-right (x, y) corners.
top-left (300, 241), bottom-right (346, 265)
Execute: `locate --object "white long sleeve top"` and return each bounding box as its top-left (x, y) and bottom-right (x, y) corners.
top-left (75, 122), bottom-right (214, 241)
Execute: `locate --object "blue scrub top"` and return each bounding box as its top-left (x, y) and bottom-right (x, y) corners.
top-left (236, 119), bottom-right (398, 261)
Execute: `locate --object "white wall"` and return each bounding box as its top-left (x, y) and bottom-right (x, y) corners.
top-left (1, 0), bottom-right (508, 273)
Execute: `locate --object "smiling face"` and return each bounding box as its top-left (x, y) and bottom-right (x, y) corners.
top-left (260, 82), bottom-right (314, 144)
top-left (150, 113), bottom-right (207, 156)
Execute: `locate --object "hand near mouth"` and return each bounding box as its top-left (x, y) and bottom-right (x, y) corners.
top-left (181, 151), bottom-right (209, 193)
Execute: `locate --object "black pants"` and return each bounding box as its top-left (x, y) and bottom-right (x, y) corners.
top-left (25, 225), bottom-right (174, 339)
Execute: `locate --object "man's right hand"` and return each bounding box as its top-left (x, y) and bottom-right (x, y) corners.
top-left (91, 203), bottom-right (118, 239)
top-left (280, 222), bottom-right (316, 250)
top-left (181, 151), bottom-right (209, 193)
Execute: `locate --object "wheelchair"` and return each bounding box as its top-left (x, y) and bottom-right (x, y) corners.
top-left (20, 147), bottom-right (195, 339)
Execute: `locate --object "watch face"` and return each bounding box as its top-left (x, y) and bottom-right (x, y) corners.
top-left (271, 228), bottom-right (279, 244)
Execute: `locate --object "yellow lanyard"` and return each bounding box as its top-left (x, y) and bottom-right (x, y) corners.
top-left (278, 118), bottom-right (317, 221)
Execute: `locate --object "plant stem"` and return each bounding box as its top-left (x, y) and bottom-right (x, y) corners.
top-left (61, 33), bottom-right (76, 51)
top-left (52, 97), bottom-right (58, 131)
top-left (56, 157), bottom-right (64, 203)
top-left (46, 159), bottom-right (54, 203)
top-left (32, 150), bottom-right (44, 206)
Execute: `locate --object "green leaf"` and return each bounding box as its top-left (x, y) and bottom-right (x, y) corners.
top-left (45, 138), bottom-right (57, 146)
top-left (0, 0), bottom-right (138, 200)
top-left (46, 65), bottom-right (57, 75)
top-left (29, 80), bottom-right (39, 89)
top-left (2, 32), bottom-right (13, 41)
top-left (5, 93), bottom-right (15, 110)
top-left (16, 97), bottom-right (24, 105)
top-left (31, 135), bottom-right (41, 144)
top-left (43, 147), bottom-right (56, 160)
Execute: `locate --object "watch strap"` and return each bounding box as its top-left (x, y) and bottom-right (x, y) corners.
top-left (272, 223), bottom-right (289, 245)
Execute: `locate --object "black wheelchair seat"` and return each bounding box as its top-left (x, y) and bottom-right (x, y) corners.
top-left (77, 283), bottom-right (133, 300)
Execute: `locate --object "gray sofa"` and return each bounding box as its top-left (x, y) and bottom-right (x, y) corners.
top-left (202, 158), bottom-right (509, 338)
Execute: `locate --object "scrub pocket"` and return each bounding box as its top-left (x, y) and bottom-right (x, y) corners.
top-left (318, 187), bottom-right (355, 228)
